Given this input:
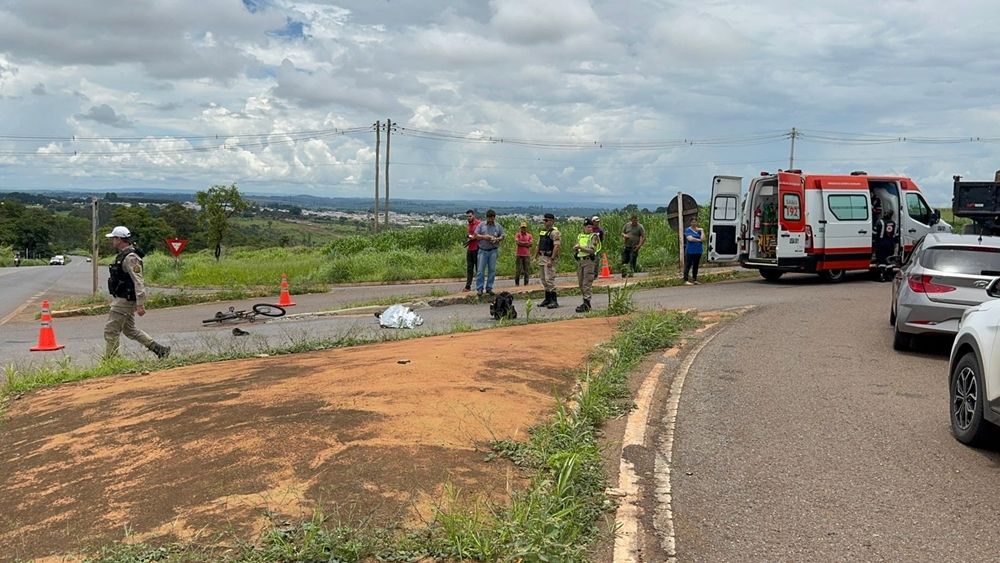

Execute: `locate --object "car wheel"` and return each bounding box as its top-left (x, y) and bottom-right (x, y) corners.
top-left (951, 352), bottom-right (992, 446)
top-left (759, 269), bottom-right (783, 282)
top-left (892, 322), bottom-right (912, 351)
top-left (820, 269), bottom-right (846, 283)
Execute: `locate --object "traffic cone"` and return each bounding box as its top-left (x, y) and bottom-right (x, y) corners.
top-left (30, 300), bottom-right (65, 352)
top-left (274, 273), bottom-right (296, 307)
top-left (599, 253), bottom-right (612, 279)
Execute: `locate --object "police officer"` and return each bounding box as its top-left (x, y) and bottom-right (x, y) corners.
top-left (104, 226), bottom-right (170, 359)
top-left (574, 219), bottom-right (600, 313)
top-left (536, 213), bottom-right (561, 309)
top-left (875, 210), bottom-right (898, 282)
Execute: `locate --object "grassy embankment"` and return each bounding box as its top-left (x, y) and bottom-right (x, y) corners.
top-left (54, 309), bottom-right (700, 562)
top-left (145, 211), bottom-right (700, 288)
top-left (0, 245), bottom-right (48, 267)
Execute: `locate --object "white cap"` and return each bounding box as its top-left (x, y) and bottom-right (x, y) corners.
top-left (105, 226), bottom-right (131, 238)
top-left (591, 215), bottom-right (600, 222)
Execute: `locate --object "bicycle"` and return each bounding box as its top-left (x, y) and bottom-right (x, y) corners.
top-left (202, 304), bottom-right (286, 325)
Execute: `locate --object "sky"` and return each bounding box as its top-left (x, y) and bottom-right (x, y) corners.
top-left (1, 0), bottom-right (1000, 207)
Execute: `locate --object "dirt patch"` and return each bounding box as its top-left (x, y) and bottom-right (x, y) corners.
top-left (0, 316), bottom-right (619, 560)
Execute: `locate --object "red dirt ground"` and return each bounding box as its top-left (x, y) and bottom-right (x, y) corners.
top-left (0, 316), bottom-right (619, 560)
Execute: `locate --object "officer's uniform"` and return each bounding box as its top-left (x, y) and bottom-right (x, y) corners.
top-left (575, 226), bottom-right (600, 313)
top-left (874, 212), bottom-right (898, 282)
top-left (104, 244), bottom-right (169, 358)
top-left (537, 216), bottom-right (561, 308)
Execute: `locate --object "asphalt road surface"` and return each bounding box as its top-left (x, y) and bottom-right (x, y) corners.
top-left (0, 256), bottom-right (105, 326)
top-left (657, 275), bottom-right (1000, 562)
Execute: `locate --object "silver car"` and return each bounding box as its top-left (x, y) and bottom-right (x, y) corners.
top-left (890, 233), bottom-right (1000, 350)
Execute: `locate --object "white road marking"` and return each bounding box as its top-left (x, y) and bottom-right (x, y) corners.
top-left (0, 289), bottom-right (48, 326)
top-left (655, 327), bottom-right (724, 561)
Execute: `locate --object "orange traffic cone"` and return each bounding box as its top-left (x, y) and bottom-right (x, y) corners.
top-left (599, 253), bottom-right (612, 279)
top-left (274, 273), bottom-right (296, 307)
top-left (30, 300), bottom-right (65, 352)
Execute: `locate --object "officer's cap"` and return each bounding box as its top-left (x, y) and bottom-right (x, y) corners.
top-left (544, 213), bottom-right (556, 220)
top-left (106, 226), bottom-right (131, 239)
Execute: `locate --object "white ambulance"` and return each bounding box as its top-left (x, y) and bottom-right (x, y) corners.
top-left (707, 170), bottom-right (951, 281)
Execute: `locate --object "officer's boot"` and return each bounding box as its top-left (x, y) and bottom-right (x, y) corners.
top-left (575, 298), bottom-right (591, 313)
top-left (150, 342), bottom-right (171, 359)
top-left (538, 291), bottom-right (552, 307)
top-left (546, 291), bottom-right (559, 309)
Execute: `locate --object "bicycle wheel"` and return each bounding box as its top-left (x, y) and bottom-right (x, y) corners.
top-left (253, 304), bottom-right (286, 317)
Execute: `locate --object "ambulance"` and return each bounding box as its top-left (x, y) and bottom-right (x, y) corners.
top-left (707, 170), bottom-right (951, 281)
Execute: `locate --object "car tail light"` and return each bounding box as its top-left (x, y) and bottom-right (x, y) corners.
top-left (907, 274), bottom-right (956, 294)
top-left (804, 225), bottom-right (814, 252)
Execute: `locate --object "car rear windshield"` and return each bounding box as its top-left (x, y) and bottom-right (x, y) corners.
top-left (920, 246), bottom-right (1000, 276)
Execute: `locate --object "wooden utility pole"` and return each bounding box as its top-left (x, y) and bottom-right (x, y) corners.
top-left (373, 121), bottom-right (381, 233)
top-left (677, 191), bottom-right (686, 274)
top-left (91, 197), bottom-right (99, 295)
top-left (384, 118), bottom-right (391, 227)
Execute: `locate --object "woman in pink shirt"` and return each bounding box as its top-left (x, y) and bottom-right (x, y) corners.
top-left (515, 221), bottom-right (533, 286)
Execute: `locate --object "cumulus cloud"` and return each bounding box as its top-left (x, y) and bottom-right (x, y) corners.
top-left (462, 179), bottom-right (500, 193)
top-left (526, 174), bottom-right (559, 194)
top-left (566, 176), bottom-right (610, 195)
top-left (75, 104), bottom-right (134, 128)
top-left (31, 83), bottom-right (46, 95)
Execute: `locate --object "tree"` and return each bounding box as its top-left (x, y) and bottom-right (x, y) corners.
top-left (110, 205), bottom-right (172, 254)
top-left (158, 202), bottom-right (200, 239)
top-left (196, 183), bottom-right (250, 261)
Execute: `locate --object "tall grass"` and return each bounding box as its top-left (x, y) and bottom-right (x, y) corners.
top-left (143, 211), bottom-right (690, 287)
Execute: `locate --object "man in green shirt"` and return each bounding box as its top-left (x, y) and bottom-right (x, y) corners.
top-left (621, 214), bottom-right (646, 277)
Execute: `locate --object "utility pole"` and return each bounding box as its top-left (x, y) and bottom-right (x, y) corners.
top-left (373, 120), bottom-right (381, 233)
top-left (91, 196), bottom-right (98, 295)
top-left (789, 127), bottom-right (798, 169)
top-left (384, 117), bottom-right (391, 228)
top-left (677, 191), bottom-right (686, 274)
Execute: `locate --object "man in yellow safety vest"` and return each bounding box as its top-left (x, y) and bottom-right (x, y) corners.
top-left (574, 219), bottom-right (601, 313)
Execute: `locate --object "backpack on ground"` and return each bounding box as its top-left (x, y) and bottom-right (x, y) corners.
top-left (490, 291), bottom-right (517, 320)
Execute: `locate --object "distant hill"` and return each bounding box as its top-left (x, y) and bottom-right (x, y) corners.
top-left (1, 189), bottom-right (658, 216)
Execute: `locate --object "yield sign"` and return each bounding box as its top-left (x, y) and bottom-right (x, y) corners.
top-left (165, 238), bottom-right (189, 257)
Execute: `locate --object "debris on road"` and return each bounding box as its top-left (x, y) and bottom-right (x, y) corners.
top-left (376, 304), bottom-right (425, 329)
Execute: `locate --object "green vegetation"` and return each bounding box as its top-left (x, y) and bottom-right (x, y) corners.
top-left (65, 310), bottom-right (698, 562)
top-left (197, 183), bottom-right (250, 260)
top-left (144, 210), bottom-right (695, 287)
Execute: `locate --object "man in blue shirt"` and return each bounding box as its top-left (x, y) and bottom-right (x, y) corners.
top-left (474, 209), bottom-right (505, 297)
top-left (683, 217), bottom-right (704, 285)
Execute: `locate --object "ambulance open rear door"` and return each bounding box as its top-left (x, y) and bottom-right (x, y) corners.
top-left (708, 175), bottom-right (742, 262)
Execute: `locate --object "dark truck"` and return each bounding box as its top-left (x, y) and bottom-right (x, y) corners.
top-left (953, 172), bottom-right (1000, 234)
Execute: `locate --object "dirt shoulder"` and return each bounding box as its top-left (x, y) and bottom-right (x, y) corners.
top-left (0, 317), bottom-right (620, 560)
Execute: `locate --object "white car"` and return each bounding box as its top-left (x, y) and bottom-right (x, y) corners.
top-left (49, 255), bottom-right (66, 265)
top-left (949, 278), bottom-right (1000, 445)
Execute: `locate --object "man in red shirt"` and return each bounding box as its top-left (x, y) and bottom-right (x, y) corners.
top-left (514, 221), bottom-right (533, 286)
top-left (463, 209), bottom-right (480, 292)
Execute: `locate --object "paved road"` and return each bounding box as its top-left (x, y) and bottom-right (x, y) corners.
top-left (646, 275), bottom-right (1000, 561)
top-left (0, 256), bottom-right (104, 326)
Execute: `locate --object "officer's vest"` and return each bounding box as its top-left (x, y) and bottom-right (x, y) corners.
top-left (108, 247), bottom-right (140, 301)
top-left (883, 220), bottom-right (897, 240)
top-left (576, 233), bottom-right (597, 259)
top-left (538, 227), bottom-right (558, 253)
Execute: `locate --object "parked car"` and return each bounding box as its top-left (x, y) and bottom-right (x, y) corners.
top-left (949, 278), bottom-right (1000, 445)
top-left (49, 255), bottom-right (66, 265)
top-left (890, 233), bottom-right (1000, 350)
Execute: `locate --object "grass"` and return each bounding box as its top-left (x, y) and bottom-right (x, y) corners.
top-left (9, 310), bottom-right (700, 562)
top-left (141, 211), bottom-right (696, 288)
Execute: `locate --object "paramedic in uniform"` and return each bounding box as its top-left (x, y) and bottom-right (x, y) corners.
top-left (875, 210), bottom-right (898, 282)
top-left (574, 219), bottom-right (600, 313)
top-left (104, 226), bottom-right (171, 359)
top-left (536, 213), bottom-right (561, 309)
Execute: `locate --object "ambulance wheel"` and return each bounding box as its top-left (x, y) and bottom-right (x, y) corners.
top-left (892, 323), bottom-right (912, 351)
top-left (759, 269), bottom-right (783, 282)
top-left (820, 269), bottom-right (846, 283)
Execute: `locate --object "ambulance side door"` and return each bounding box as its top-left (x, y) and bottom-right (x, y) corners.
top-left (776, 172), bottom-right (806, 261)
top-left (708, 175), bottom-right (743, 262)
top-left (901, 189), bottom-right (937, 253)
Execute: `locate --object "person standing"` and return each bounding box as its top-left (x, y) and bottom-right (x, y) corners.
top-left (621, 213), bottom-right (646, 276)
top-left (104, 226), bottom-right (170, 359)
top-left (514, 221), bottom-right (533, 286)
top-left (591, 215), bottom-right (605, 281)
top-left (536, 213), bottom-right (561, 309)
top-left (683, 217), bottom-right (705, 285)
top-left (875, 209), bottom-right (898, 282)
top-left (463, 209), bottom-right (480, 292)
top-left (574, 219), bottom-right (600, 313)
top-left (474, 209), bottom-right (505, 297)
